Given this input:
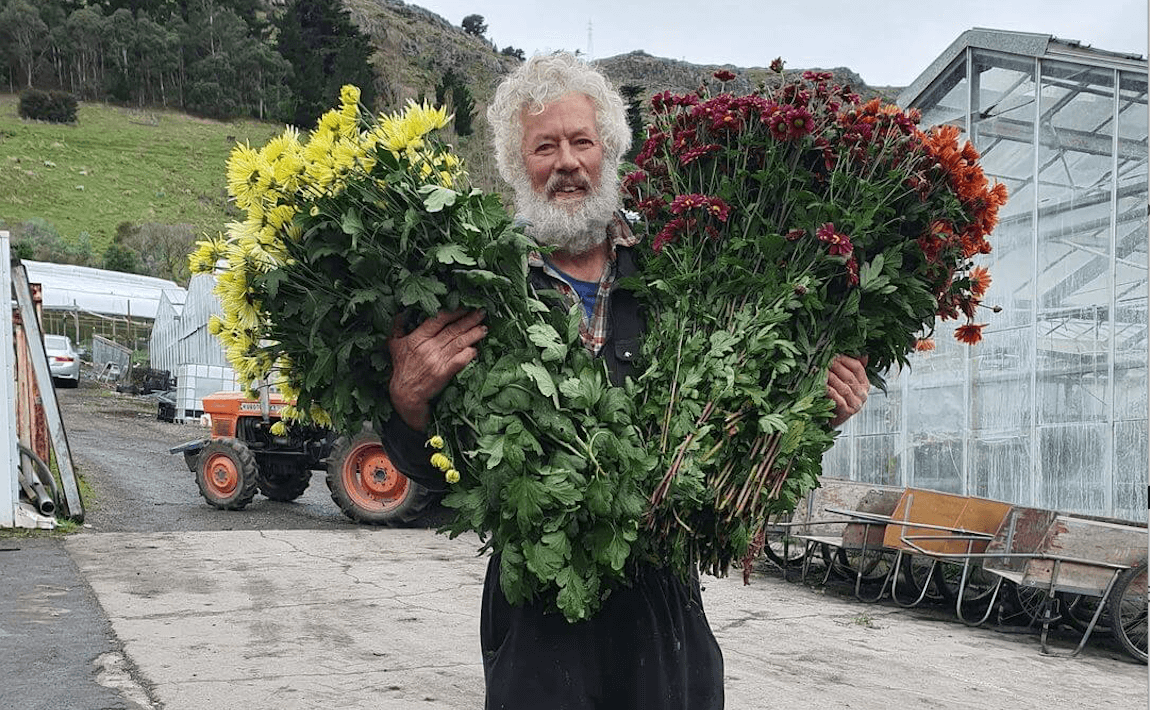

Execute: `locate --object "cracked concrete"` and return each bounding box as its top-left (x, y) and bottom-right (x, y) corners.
top-left (62, 528), bottom-right (1146, 710)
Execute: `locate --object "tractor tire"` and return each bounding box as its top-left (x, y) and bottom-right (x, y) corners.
top-left (258, 461), bottom-right (312, 502)
top-left (196, 438), bottom-right (259, 510)
top-left (326, 429), bottom-right (438, 526)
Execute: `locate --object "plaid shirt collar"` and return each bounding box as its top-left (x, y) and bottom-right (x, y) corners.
top-left (527, 214), bottom-right (639, 355)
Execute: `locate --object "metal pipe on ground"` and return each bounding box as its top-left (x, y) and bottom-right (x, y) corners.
top-left (17, 442), bottom-right (58, 517)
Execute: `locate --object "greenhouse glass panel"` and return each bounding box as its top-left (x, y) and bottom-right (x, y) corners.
top-left (971, 436), bottom-right (1032, 503)
top-left (1114, 69), bottom-right (1149, 425)
top-left (1035, 60), bottom-right (1115, 431)
top-left (1039, 423), bottom-right (1108, 514)
top-left (912, 433), bottom-right (964, 494)
top-left (1114, 419), bottom-right (1148, 522)
top-left (856, 434), bottom-right (902, 487)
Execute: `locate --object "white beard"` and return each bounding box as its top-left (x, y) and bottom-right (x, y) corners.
top-left (513, 169), bottom-right (621, 256)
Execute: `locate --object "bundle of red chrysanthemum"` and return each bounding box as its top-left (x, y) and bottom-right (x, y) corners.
top-left (622, 65), bottom-right (1006, 578)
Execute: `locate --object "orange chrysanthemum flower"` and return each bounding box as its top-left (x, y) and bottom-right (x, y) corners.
top-left (914, 338), bottom-right (936, 352)
top-left (954, 323), bottom-right (986, 345)
top-left (968, 265), bottom-right (991, 298)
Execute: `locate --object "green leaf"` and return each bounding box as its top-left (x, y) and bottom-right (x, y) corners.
top-left (420, 184), bottom-right (458, 212)
top-left (565, 302), bottom-right (583, 343)
top-left (590, 522), bottom-right (631, 572)
top-left (477, 434), bottom-right (505, 469)
top-left (524, 531), bottom-right (571, 580)
top-left (520, 361), bottom-right (558, 400)
top-left (399, 275), bottom-right (447, 313)
top-left (431, 243), bottom-right (477, 266)
top-left (541, 471), bottom-right (584, 507)
top-left (527, 323), bottom-right (567, 362)
top-left (505, 475), bottom-right (547, 529)
top-left (341, 208), bottom-right (363, 236)
top-left (498, 544), bottom-right (529, 605)
top-left (555, 566), bottom-right (592, 621)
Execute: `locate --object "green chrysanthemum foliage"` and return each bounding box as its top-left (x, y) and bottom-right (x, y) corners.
top-left (246, 128), bottom-right (656, 623)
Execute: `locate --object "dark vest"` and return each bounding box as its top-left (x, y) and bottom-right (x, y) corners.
top-left (529, 243), bottom-right (644, 386)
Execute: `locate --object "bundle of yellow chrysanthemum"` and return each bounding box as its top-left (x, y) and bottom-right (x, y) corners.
top-left (189, 85), bottom-right (461, 428)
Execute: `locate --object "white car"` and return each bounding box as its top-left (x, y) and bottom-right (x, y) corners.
top-left (44, 334), bottom-right (80, 387)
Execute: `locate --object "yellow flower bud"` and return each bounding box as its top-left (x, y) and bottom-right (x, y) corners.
top-left (430, 453), bottom-right (451, 471)
top-left (426, 435), bottom-right (444, 449)
top-left (445, 469), bottom-right (460, 484)
top-left (269, 421), bottom-right (287, 436)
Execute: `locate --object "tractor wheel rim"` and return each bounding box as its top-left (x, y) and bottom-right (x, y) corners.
top-left (204, 453), bottom-right (239, 497)
top-left (342, 442), bottom-right (408, 511)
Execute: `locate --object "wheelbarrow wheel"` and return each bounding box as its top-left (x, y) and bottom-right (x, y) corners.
top-left (896, 555), bottom-right (944, 602)
top-left (1107, 561), bottom-right (1147, 664)
top-left (763, 515), bottom-right (807, 569)
top-left (828, 546), bottom-right (894, 585)
top-left (1059, 592), bottom-right (1111, 634)
top-left (934, 561), bottom-right (1000, 613)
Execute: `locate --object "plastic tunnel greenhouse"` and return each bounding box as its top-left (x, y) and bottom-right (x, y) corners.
top-left (823, 29), bottom-right (1148, 523)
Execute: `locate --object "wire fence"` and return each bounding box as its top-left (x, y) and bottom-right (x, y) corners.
top-left (39, 307), bottom-right (153, 358)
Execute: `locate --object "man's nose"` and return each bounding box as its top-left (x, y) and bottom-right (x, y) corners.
top-left (555, 141), bottom-right (579, 171)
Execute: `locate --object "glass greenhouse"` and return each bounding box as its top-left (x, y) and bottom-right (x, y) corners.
top-left (824, 29), bottom-right (1148, 523)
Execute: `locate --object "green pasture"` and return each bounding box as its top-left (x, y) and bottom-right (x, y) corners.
top-left (0, 94), bottom-right (282, 251)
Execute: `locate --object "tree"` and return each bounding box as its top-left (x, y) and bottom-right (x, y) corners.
top-left (103, 241), bottom-right (139, 273)
top-left (435, 68), bottom-right (476, 137)
top-left (619, 84), bottom-right (646, 163)
top-left (276, 0), bottom-right (376, 129)
top-left (500, 46), bottom-right (524, 61)
top-left (461, 14), bottom-right (486, 38)
top-left (0, 0), bottom-right (50, 87)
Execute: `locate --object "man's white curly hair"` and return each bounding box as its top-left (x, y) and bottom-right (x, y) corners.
top-left (488, 51), bottom-right (631, 187)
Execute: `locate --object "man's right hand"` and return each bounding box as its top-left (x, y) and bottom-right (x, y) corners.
top-left (388, 309), bottom-right (487, 431)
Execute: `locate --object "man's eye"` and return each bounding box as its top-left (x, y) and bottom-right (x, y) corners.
top-left (535, 144), bottom-right (555, 154)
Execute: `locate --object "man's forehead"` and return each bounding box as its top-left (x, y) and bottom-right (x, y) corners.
top-left (520, 93), bottom-right (597, 127)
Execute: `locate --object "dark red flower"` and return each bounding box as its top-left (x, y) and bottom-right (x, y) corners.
top-left (635, 196), bottom-right (665, 219)
top-left (845, 258), bottom-right (860, 286)
top-left (670, 194), bottom-right (708, 214)
top-left (669, 194), bottom-right (730, 223)
top-left (785, 228), bottom-right (805, 241)
top-left (652, 218), bottom-right (687, 253)
top-left (713, 69), bottom-right (736, 82)
top-left (816, 222), bottom-right (853, 257)
top-left (679, 143), bottom-right (721, 166)
top-left (769, 57), bottom-right (785, 73)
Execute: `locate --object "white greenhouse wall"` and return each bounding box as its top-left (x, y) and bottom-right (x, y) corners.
top-left (149, 288), bottom-right (186, 374)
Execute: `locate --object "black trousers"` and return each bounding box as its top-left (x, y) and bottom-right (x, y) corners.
top-left (480, 555), bottom-right (724, 710)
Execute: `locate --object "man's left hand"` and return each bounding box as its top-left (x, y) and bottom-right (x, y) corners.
top-left (827, 354), bottom-right (869, 427)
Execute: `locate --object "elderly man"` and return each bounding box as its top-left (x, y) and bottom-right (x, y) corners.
top-left (383, 52), bottom-right (869, 710)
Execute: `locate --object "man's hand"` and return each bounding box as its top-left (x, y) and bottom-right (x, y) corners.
top-left (388, 309), bottom-right (487, 431)
top-left (827, 354), bottom-right (869, 428)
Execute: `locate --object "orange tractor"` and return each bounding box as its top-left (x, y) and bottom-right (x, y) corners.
top-left (170, 391), bottom-right (439, 525)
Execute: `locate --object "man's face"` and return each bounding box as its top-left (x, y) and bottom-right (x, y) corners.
top-left (520, 93), bottom-right (604, 212)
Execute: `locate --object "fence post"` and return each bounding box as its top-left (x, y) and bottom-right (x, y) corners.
top-left (1, 232), bottom-right (18, 527)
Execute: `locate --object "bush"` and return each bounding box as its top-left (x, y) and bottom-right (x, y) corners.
top-left (5, 218), bottom-right (95, 266)
top-left (18, 89), bottom-right (79, 124)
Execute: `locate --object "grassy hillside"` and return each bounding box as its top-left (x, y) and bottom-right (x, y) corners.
top-left (0, 94), bottom-right (282, 251)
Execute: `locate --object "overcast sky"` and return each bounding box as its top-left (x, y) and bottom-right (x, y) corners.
top-left (408, 0), bottom-right (1148, 87)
